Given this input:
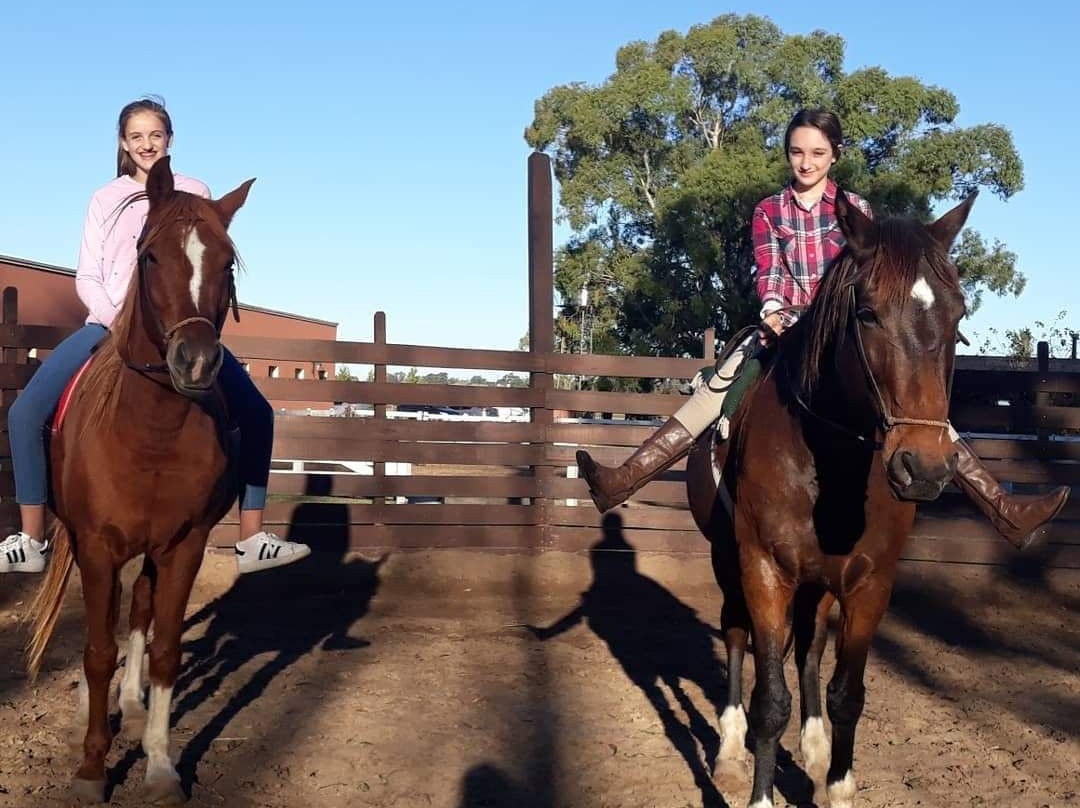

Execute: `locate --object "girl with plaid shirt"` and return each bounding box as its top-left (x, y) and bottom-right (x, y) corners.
top-left (577, 109), bottom-right (1068, 548)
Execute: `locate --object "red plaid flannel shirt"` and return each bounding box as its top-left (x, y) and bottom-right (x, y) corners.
top-left (752, 180), bottom-right (873, 318)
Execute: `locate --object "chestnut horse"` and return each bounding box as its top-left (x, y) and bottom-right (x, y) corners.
top-left (26, 156), bottom-right (253, 804)
top-left (687, 192), bottom-right (974, 808)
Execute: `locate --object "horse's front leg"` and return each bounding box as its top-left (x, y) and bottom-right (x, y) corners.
top-left (794, 586), bottom-right (834, 793)
top-left (142, 532), bottom-right (206, 805)
top-left (826, 576), bottom-right (892, 808)
top-left (118, 556), bottom-right (155, 739)
top-left (71, 550), bottom-right (121, 803)
top-left (742, 551), bottom-right (795, 808)
top-left (712, 542), bottom-right (750, 765)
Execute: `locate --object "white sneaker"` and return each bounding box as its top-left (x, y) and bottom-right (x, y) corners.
top-left (0, 532), bottom-right (49, 573)
top-left (234, 531), bottom-right (311, 574)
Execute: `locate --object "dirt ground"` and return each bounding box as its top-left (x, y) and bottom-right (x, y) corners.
top-left (0, 535), bottom-right (1077, 808)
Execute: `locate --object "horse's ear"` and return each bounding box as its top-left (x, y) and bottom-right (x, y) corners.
top-left (927, 192), bottom-right (978, 251)
top-left (146, 156), bottom-right (174, 207)
top-left (215, 178), bottom-right (255, 228)
top-left (835, 189), bottom-right (876, 264)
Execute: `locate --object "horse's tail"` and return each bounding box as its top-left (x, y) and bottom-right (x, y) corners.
top-left (25, 521), bottom-right (75, 682)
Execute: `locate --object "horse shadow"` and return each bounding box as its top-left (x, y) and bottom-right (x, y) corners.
top-left (877, 562), bottom-right (1080, 740)
top-left (108, 473), bottom-right (383, 795)
top-left (457, 763), bottom-right (541, 808)
top-left (527, 513), bottom-right (735, 808)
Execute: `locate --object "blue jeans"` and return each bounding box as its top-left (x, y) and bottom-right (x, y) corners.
top-left (9, 328), bottom-right (271, 511)
top-left (218, 348), bottom-right (273, 511)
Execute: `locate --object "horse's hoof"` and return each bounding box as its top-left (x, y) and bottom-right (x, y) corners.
top-left (143, 773), bottom-right (186, 805)
top-left (718, 737), bottom-right (747, 762)
top-left (71, 777), bottom-right (106, 803)
top-left (120, 701), bottom-right (148, 741)
top-left (711, 757), bottom-right (748, 794)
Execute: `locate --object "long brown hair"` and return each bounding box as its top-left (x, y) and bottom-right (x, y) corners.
top-left (116, 96), bottom-right (174, 177)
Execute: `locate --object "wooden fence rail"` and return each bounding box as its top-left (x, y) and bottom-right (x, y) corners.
top-left (0, 152), bottom-right (1077, 568)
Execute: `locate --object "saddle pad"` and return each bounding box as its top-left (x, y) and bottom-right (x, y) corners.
top-left (50, 357), bottom-right (95, 437)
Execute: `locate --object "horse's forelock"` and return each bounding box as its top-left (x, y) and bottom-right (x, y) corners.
top-left (869, 220), bottom-right (959, 305)
top-left (139, 193), bottom-right (236, 261)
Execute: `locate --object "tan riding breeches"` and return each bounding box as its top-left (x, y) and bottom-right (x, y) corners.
top-left (672, 334), bottom-right (756, 438)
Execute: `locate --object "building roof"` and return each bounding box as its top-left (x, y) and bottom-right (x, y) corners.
top-left (0, 253), bottom-right (338, 328)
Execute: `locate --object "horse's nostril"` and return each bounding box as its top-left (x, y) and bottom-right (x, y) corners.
top-left (900, 450), bottom-right (917, 477)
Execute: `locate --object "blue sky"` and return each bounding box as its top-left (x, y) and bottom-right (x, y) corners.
top-left (1, 1), bottom-right (1076, 356)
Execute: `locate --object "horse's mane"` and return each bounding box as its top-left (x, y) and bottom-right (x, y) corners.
top-left (786, 217), bottom-right (961, 397)
top-left (77, 191), bottom-right (238, 428)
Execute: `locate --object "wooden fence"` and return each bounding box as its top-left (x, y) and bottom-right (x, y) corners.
top-left (1, 153), bottom-right (1077, 567)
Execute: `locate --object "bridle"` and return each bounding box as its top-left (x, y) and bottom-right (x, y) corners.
top-left (792, 285), bottom-right (954, 450)
top-left (122, 222), bottom-right (239, 394)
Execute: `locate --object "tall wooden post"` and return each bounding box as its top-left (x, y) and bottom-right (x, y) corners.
top-left (0, 289), bottom-right (19, 527)
top-left (528, 153), bottom-right (555, 547)
top-left (374, 311), bottom-right (387, 487)
top-left (1036, 340), bottom-right (1050, 446)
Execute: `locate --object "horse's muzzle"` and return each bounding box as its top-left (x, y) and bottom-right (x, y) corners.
top-left (885, 448), bottom-right (958, 502)
top-left (167, 338), bottom-right (224, 395)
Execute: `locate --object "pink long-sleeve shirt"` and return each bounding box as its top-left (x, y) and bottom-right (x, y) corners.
top-left (76, 173), bottom-right (210, 327)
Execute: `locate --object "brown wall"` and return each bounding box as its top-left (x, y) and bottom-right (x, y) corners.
top-left (0, 256), bottom-right (337, 410)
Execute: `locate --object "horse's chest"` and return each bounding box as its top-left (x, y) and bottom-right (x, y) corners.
top-left (62, 418), bottom-right (230, 534)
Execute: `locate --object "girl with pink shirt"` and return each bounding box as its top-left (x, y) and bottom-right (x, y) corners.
top-left (1, 97), bottom-right (309, 574)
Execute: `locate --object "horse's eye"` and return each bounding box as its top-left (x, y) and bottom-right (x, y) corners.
top-left (856, 307), bottom-right (879, 325)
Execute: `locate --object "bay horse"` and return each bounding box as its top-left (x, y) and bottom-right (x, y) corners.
top-left (687, 191), bottom-right (974, 808)
top-left (26, 156), bottom-right (253, 804)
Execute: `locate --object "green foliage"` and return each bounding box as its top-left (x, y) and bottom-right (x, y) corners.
top-left (382, 368), bottom-right (529, 387)
top-left (526, 13), bottom-right (1026, 370)
top-left (972, 311), bottom-right (1076, 359)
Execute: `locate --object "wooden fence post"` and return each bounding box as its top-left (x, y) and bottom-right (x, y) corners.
top-left (704, 327), bottom-right (715, 362)
top-left (528, 152), bottom-right (555, 548)
top-left (1, 288), bottom-right (19, 525)
top-left (1036, 340), bottom-right (1050, 446)
top-left (374, 311), bottom-right (387, 488)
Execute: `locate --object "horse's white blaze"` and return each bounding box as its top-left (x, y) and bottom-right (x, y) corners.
top-left (827, 770), bottom-right (857, 808)
top-left (184, 228), bottom-right (206, 310)
top-left (119, 630), bottom-right (146, 709)
top-left (143, 684), bottom-right (177, 781)
top-left (801, 716), bottom-right (830, 780)
top-left (719, 704), bottom-right (748, 760)
top-left (910, 275), bottom-right (935, 309)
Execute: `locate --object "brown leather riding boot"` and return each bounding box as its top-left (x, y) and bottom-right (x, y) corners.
top-left (576, 419), bottom-right (695, 513)
top-left (953, 440), bottom-right (1070, 549)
